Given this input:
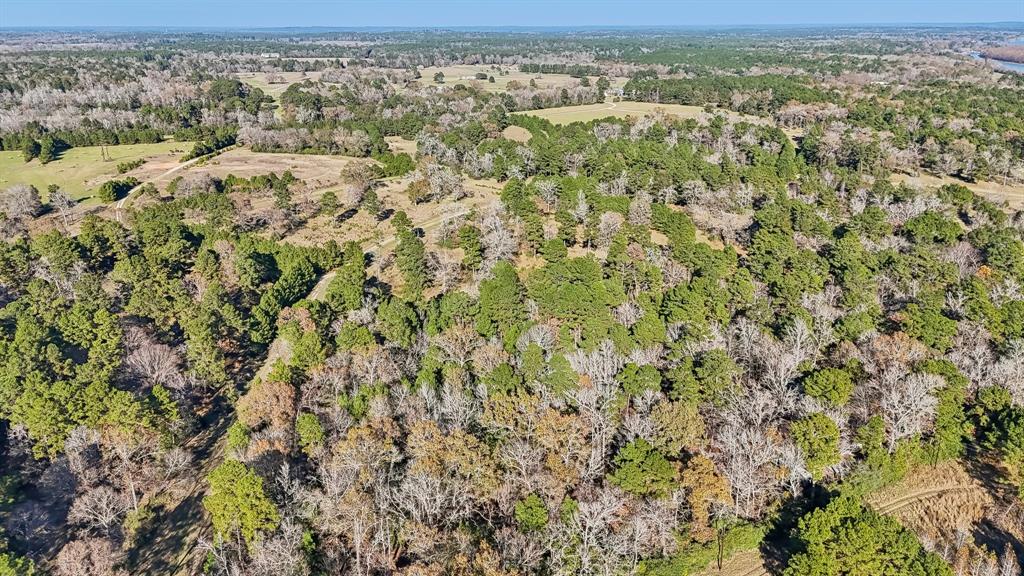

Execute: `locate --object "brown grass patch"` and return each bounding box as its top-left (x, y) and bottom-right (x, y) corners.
top-left (386, 136), bottom-right (418, 156)
top-left (501, 125), bottom-right (532, 143)
top-left (694, 548), bottom-right (765, 576)
top-left (415, 65), bottom-right (606, 94)
top-left (181, 149), bottom-right (357, 190)
top-left (866, 460), bottom-right (999, 558)
top-left (281, 175), bottom-right (501, 250)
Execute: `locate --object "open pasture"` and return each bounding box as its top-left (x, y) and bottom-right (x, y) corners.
top-left (236, 71), bottom-right (326, 99)
top-left (0, 141), bottom-right (188, 202)
top-left (416, 64), bottom-right (607, 93)
top-left (519, 100), bottom-right (727, 124)
top-left (893, 172), bottom-right (1024, 209)
top-left (173, 148), bottom-right (359, 190)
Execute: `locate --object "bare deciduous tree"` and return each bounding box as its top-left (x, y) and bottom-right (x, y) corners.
top-left (249, 517), bottom-right (311, 576)
top-left (65, 426), bottom-right (102, 485)
top-left (124, 328), bottom-right (184, 388)
top-left (535, 180), bottom-right (559, 211)
top-left (69, 485), bottom-right (130, 533)
top-left (596, 211), bottom-right (623, 249)
top-left (879, 372), bottom-right (942, 451)
top-left (627, 189), bottom-right (652, 226)
top-left (1, 184), bottom-right (42, 220)
top-left (428, 250), bottom-right (463, 293)
top-left (50, 188), bottom-right (76, 228)
top-left (425, 162), bottom-right (465, 201)
top-left (432, 322), bottom-right (483, 367)
top-left (55, 537), bottom-right (128, 576)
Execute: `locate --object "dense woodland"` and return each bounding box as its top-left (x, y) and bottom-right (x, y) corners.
top-left (1, 25), bottom-right (1024, 576)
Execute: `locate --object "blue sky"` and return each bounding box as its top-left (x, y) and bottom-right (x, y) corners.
top-left (1, 0), bottom-right (1022, 28)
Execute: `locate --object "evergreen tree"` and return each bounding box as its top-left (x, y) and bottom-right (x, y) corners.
top-left (326, 241), bottom-right (365, 312)
top-left (785, 497), bottom-right (952, 576)
top-left (203, 460), bottom-right (280, 546)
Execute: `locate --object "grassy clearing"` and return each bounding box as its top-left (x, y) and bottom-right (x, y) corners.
top-left (417, 65), bottom-right (615, 94)
top-left (385, 136), bottom-right (418, 156)
top-left (282, 174), bottom-right (502, 250)
top-left (0, 141), bottom-right (188, 202)
top-left (178, 148), bottom-right (358, 187)
top-left (241, 66), bottom-right (623, 98)
top-left (893, 172), bottom-right (1024, 209)
top-left (501, 125), bottom-right (532, 143)
top-left (236, 71), bottom-right (325, 100)
top-left (237, 71), bottom-right (326, 120)
top-left (518, 100), bottom-right (723, 125)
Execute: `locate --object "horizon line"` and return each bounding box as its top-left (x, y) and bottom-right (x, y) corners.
top-left (2, 21), bottom-right (1024, 31)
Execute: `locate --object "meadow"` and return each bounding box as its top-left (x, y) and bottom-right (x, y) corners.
top-left (236, 71), bottom-right (326, 99)
top-left (0, 141), bottom-right (188, 202)
top-left (519, 100), bottom-right (725, 124)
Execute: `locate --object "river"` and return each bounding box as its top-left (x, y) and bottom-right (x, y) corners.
top-left (970, 51), bottom-right (1024, 74)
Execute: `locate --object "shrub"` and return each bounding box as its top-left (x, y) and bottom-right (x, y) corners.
top-left (784, 496), bottom-right (951, 576)
top-left (608, 439), bottom-right (677, 498)
top-left (295, 412), bottom-right (325, 456)
top-left (203, 460), bottom-right (279, 546)
top-left (96, 177), bottom-right (139, 202)
top-left (791, 413), bottom-right (842, 480)
top-left (514, 493), bottom-right (548, 532)
top-left (802, 367), bottom-right (854, 406)
top-left (116, 158), bottom-right (145, 174)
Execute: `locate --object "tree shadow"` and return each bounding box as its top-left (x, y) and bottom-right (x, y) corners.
top-left (759, 483), bottom-right (834, 575)
top-left (2, 459), bottom-right (76, 565)
top-left (124, 394), bottom-right (230, 575)
top-left (962, 447), bottom-right (1016, 503)
top-left (972, 518), bottom-right (1024, 567)
top-left (962, 447), bottom-right (1024, 566)
top-left (124, 490), bottom-right (208, 575)
top-left (334, 208), bottom-right (358, 225)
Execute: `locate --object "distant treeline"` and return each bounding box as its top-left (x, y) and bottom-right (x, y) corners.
top-left (0, 127), bottom-right (164, 155)
top-left (180, 127), bottom-right (238, 162)
top-left (624, 74), bottom-right (833, 115)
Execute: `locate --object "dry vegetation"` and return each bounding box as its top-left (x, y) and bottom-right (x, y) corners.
top-left (179, 148), bottom-right (355, 188)
top-left (3, 25), bottom-right (1024, 576)
top-left (236, 71), bottom-right (327, 99)
top-left (281, 174), bottom-right (502, 249)
top-left (519, 100), bottom-right (713, 124)
top-left (866, 459), bottom-right (1024, 572)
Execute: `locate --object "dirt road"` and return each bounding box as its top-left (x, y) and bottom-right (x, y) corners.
top-left (114, 154), bottom-right (207, 221)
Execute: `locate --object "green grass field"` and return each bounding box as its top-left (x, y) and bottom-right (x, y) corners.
top-left (0, 141), bottom-right (188, 202)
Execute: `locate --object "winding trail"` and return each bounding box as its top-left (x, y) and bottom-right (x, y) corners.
top-left (114, 154), bottom-right (206, 222)
top-left (874, 485), bottom-right (975, 515)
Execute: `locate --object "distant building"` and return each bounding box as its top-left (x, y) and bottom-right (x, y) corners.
top-left (260, 52), bottom-right (281, 58)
